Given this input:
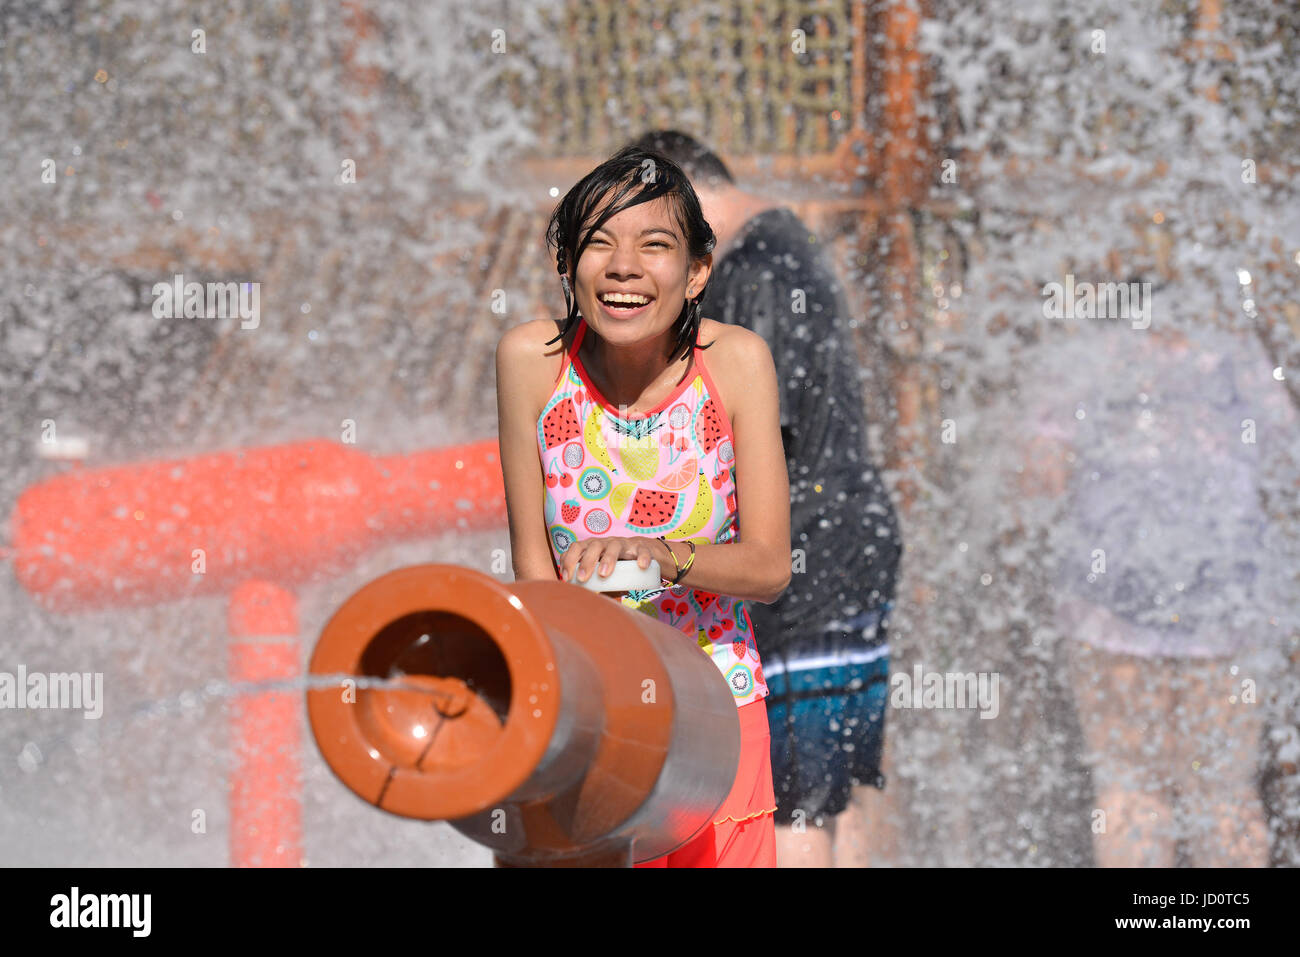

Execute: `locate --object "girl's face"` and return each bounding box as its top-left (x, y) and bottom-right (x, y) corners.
top-left (568, 195), bottom-right (711, 348)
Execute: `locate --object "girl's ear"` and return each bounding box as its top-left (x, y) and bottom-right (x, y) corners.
top-left (688, 254), bottom-right (713, 296)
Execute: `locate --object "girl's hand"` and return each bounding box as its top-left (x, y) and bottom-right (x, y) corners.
top-left (560, 536), bottom-right (664, 584)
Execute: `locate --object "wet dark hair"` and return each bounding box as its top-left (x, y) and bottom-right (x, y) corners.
top-left (627, 129), bottom-right (735, 188)
top-left (544, 144), bottom-right (717, 365)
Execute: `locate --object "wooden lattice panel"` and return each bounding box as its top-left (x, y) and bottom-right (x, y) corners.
top-left (501, 0), bottom-right (861, 158)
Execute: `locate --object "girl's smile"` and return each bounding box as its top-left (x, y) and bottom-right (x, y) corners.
top-left (595, 294), bottom-right (656, 321)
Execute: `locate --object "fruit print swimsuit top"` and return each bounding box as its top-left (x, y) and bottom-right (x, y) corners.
top-left (536, 316), bottom-right (770, 708)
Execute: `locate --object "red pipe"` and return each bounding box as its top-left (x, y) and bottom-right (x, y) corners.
top-left (8, 438), bottom-right (505, 613)
top-left (227, 580), bottom-right (301, 868)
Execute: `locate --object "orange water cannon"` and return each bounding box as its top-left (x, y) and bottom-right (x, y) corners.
top-left (306, 564), bottom-right (741, 867)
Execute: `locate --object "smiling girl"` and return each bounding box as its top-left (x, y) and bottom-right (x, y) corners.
top-left (494, 145), bottom-right (791, 867)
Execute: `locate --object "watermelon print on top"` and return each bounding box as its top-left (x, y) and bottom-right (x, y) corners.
top-left (537, 317), bottom-right (770, 708)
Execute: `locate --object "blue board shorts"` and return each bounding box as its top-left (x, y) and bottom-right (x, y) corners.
top-left (763, 605), bottom-right (891, 826)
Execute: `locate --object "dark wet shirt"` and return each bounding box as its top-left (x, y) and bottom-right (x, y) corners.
top-left (698, 208), bottom-right (902, 652)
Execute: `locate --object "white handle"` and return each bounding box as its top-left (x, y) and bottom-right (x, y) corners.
top-left (573, 559), bottom-right (663, 594)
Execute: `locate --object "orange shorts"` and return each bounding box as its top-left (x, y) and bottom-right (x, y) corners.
top-left (635, 697), bottom-right (777, 868)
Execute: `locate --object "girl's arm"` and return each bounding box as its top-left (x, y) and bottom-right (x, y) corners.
top-left (495, 323), bottom-right (563, 582)
top-left (669, 328), bottom-right (791, 604)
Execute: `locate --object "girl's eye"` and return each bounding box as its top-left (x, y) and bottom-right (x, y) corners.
top-left (589, 236), bottom-right (668, 248)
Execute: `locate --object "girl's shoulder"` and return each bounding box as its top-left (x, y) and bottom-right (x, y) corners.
top-left (698, 318), bottom-right (771, 375)
top-left (498, 318), bottom-right (575, 425)
top-left (697, 318), bottom-right (774, 432)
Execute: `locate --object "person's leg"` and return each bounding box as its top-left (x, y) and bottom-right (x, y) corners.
top-left (1067, 636), bottom-right (1177, 867)
top-left (775, 819), bottom-right (834, 867)
top-left (830, 654), bottom-right (889, 867)
top-left (1173, 654), bottom-right (1268, 867)
top-left (831, 786), bottom-right (874, 867)
top-left (858, 743), bottom-right (905, 866)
